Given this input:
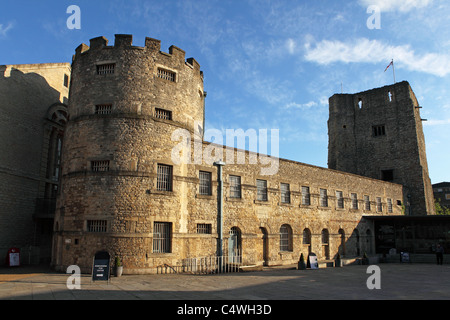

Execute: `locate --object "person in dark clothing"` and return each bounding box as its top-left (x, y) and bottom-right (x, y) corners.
top-left (436, 244), bottom-right (444, 265)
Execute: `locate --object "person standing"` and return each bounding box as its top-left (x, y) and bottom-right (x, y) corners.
top-left (436, 244), bottom-right (444, 265)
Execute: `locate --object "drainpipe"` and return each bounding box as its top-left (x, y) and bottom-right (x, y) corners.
top-left (214, 161), bottom-right (226, 258)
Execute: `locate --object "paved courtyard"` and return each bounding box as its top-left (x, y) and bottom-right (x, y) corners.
top-left (0, 263), bottom-right (449, 301)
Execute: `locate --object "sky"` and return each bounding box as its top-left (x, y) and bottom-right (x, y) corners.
top-left (1, 0), bottom-right (449, 183)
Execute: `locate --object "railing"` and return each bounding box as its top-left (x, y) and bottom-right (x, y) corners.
top-left (156, 255), bottom-right (243, 275)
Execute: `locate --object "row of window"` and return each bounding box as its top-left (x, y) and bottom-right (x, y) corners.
top-left (86, 220), bottom-right (342, 254)
top-left (93, 103), bottom-right (173, 120)
top-left (89, 162), bottom-right (395, 212)
top-left (96, 63), bottom-right (176, 83)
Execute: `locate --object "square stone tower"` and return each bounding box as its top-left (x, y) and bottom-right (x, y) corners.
top-left (328, 81), bottom-right (435, 216)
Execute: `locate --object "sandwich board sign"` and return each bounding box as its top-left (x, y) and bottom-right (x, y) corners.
top-left (92, 251), bottom-right (111, 282)
top-left (307, 252), bottom-right (319, 269)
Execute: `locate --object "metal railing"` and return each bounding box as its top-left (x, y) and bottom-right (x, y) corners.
top-left (156, 255), bottom-right (243, 275)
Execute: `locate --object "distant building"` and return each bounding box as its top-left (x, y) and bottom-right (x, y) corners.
top-left (0, 63), bottom-right (70, 264)
top-left (433, 182), bottom-right (450, 209)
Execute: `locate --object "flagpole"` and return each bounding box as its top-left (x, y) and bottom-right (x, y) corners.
top-left (392, 59), bottom-right (396, 84)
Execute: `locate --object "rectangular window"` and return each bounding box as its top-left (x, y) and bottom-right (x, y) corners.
top-left (381, 170), bottom-right (394, 182)
top-left (157, 68), bottom-right (176, 82)
top-left (445, 194), bottom-right (450, 200)
top-left (97, 63), bottom-right (115, 75)
top-left (364, 195), bottom-right (371, 211)
top-left (336, 191), bottom-right (344, 209)
top-left (257, 179), bottom-right (268, 201)
top-left (64, 74), bottom-right (69, 88)
top-left (351, 193), bottom-right (358, 210)
top-left (229, 175), bottom-right (241, 198)
top-left (280, 183), bottom-right (290, 204)
top-left (373, 125), bottom-right (386, 137)
top-left (196, 223), bottom-right (212, 234)
top-left (377, 197), bottom-right (383, 212)
top-left (95, 104), bottom-right (112, 115)
top-left (387, 198), bottom-right (393, 213)
top-left (320, 189), bottom-right (328, 207)
top-left (157, 164), bottom-right (173, 191)
top-left (155, 108), bottom-right (172, 120)
top-left (153, 222), bottom-right (172, 253)
top-left (199, 171), bottom-right (212, 196)
top-left (91, 160), bottom-right (110, 172)
top-left (87, 220), bottom-right (107, 233)
top-left (302, 186), bottom-right (311, 206)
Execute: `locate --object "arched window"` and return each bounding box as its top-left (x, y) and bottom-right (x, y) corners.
top-left (303, 228), bottom-right (312, 254)
top-left (280, 224), bottom-right (293, 252)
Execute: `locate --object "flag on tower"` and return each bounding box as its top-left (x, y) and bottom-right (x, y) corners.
top-left (384, 60), bottom-right (393, 72)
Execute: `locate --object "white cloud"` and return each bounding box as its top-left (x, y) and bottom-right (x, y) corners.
top-left (286, 39), bottom-right (296, 54)
top-left (358, 0), bottom-right (433, 12)
top-left (423, 119), bottom-right (450, 126)
top-left (0, 22), bottom-right (13, 37)
top-left (285, 101), bottom-right (318, 109)
top-left (304, 38), bottom-right (450, 77)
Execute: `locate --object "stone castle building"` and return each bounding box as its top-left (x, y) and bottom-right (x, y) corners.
top-left (0, 34), bottom-right (437, 270)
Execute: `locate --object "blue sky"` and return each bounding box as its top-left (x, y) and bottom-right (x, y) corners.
top-left (1, 0), bottom-right (449, 183)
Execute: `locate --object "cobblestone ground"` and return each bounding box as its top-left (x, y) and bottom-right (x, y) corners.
top-left (0, 263), bottom-right (449, 300)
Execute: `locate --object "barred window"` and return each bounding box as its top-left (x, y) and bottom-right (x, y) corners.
top-left (373, 125), bottom-right (386, 137)
top-left (97, 63), bottom-right (115, 75)
top-left (87, 220), bottom-right (107, 233)
top-left (364, 195), bottom-right (371, 211)
top-left (199, 171), bottom-right (212, 195)
top-left (302, 186), bottom-right (311, 206)
top-left (153, 222), bottom-right (172, 253)
top-left (280, 224), bottom-right (293, 252)
top-left (257, 179), bottom-right (268, 201)
top-left (351, 193), bottom-right (358, 210)
top-left (320, 189), bottom-right (328, 207)
top-left (280, 183), bottom-right (290, 204)
top-left (91, 160), bottom-right (110, 172)
top-left (377, 197), bottom-right (383, 212)
top-left (95, 104), bottom-right (112, 115)
top-left (387, 198), bottom-right (393, 213)
top-left (229, 175), bottom-right (241, 198)
top-left (336, 191), bottom-right (344, 209)
top-left (155, 108), bottom-right (172, 120)
top-left (157, 164), bottom-right (173, 191)
top-left (157, 68), bottom-right (176, 82)
top-left (197, 223), bottom-right (212, 234)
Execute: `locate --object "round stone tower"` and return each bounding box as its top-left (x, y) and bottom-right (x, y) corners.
top-left (52, 35), bottom-right (205, 273)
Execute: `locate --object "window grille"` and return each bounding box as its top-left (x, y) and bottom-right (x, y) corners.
top-left (387, 198), bottom-right (393, 213)
top-left (91, 160), bottom-right (110, 172)
top-left (376, 197), bottom-right (383, 212)
top-left (373, 125), bottom-right (386, 137)
top-left (199, 171), bottom-right (212, 195)
top-left (157, 68), bottom-right (176, 82)
top-left (197, 223), bottom-right (212, 234)
top-left (157, 164), bottom-right (173, 191)
top-left (280, 183), bottom-right (290, 204)
top-left (336, 191), bottom-right (344, 209)
top-left (87, 220), bottom-right (107, 233)
top-left (155, 108), bottom-right (172, 120)
top-left (229, 175), bottom-right (241, 198)
top-left (280, 225), bottom-right (292, 252)
top-left (257, 179), bottom-right (268, 201)
top-left (302, 186), bottom-right (311, 205)
top-left (303, 229), bottom-right (311, 245)
top-left (320, 189), bottom-right (328, 207)
top-left (153, 222), bottom-right (172, 253)
top-left (97, 63), bottom-right (115, 75)
top-left (351, 193), bottom-right (358, 210)
top-left (364, 195), bottom-right (371, 211)
top-left (95, 104), bottom-right (112, 115)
